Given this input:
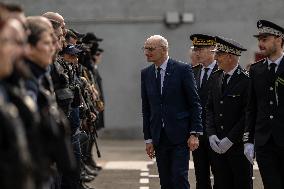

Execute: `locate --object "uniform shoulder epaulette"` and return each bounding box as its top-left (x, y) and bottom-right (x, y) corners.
top-left (237, 67), bottom-right (249, 77)
top-left (212, 69), bottom-right (223, 75)
top-left (251, 58), bottom-right (266, 67)
top-left (243, 69), bottom-right (249, 77)
top-left (192, 64), bottom-right (202, 69)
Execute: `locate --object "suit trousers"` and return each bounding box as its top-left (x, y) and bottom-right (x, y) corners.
top-left (155, 129), bottom-right (190, 189)
top-left (256, 137), bottom-right (284, 189)
top-left (210, 143), bottom-right (252, 189)
top-left (192, 135), bottom-right (214, 189)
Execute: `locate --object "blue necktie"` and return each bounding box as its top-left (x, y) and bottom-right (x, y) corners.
top-left (156, 67), bottom-right (161, 95)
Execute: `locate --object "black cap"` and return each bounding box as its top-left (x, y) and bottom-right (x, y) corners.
top-left (62, 45), bottom-right (82, 56)
top-left (254, 20), bottom-right (284, 38)
top-left (82, 32), bottom-right (103, 44)
top-left (212, 36), bottom-right (247, 56)
top-left (69, 28), bottom-right (85, 39)
top-left (190, 34), bottom-right (216, 48)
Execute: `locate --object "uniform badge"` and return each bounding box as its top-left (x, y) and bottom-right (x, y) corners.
top-left (237, 68), bottom-right (241, 74)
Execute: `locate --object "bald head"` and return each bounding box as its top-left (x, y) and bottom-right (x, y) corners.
top-left (42, 12), bottom-right (66, 36)
top-left (144, 35), bottom-right (169, 66)
top-left (146, 35), bottom-right (169, 49)
top-left (42, 12), bottom-right (64, 24)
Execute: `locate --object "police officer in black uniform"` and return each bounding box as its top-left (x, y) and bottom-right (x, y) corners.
top-left (206, 36), bottom-right (252, 189)
top-left (244, 20), bottom-right (284, 189)
top-left (190, 34), bottom-right (218, 189)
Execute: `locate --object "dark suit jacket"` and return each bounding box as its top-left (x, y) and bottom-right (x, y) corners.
top-left (206, 66), bottom-right (249, 144)
top-left (244, 57), bottom-right (284, 147)
top-left (193, 63), bottom-right (218, 133)
top-left (141, 58), bottom-right (202, 145)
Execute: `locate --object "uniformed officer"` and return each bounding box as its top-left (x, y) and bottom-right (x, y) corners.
top-left (244, 20), bottom-right (284, 189)
top-left (190, 34), bottom-right (218, 189)
top-left (206, 36), bottom-right (252, 189)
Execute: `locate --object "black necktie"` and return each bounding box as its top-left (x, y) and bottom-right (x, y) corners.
top-left (201, 68), bottom-right (210, 89)
top-left (269, 63), bottom-right (277, 82)
top-left (222, 74), bottom-right (230, 93)
top-left (156, 67), bottom-right (161, 95)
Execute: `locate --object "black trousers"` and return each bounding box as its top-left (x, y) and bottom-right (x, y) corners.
top-left (192, 135), bottom-right (213, 189)
top-left (256, 137), bottom-right (284, 189)
top-left (154, 129), bottom-right (190, 189)
top-left (210, 143), bottom-right (252, 189)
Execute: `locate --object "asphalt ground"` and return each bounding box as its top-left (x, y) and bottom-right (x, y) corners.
top-left (87, 139), bottom-right (263, 189)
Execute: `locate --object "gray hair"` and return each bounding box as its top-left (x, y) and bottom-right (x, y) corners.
top-left (147, 35), bottom-right (169, 48)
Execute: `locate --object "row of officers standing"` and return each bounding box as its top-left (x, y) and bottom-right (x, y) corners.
top-left (141, 19), bottom-right (284, 189)
top-left (0, 3), bottom-right (105, 189)
top-left (190, 20), bottom-right (284, 189)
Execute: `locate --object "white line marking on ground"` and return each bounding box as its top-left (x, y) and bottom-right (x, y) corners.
top-left (140, 178), bottom-right (149, 184)
top-left (140, 172), bottom-right (149, 176)
top-left (149, 174), bottom-right (159, 178)
top-left (141, 168), bottom-right (149, 171)
top-left (103, 161), bottom-right (154, 170)
top-left (102, 160), bottom-right (259, 170)
top-left (140, 187), bottom-right (149, 189)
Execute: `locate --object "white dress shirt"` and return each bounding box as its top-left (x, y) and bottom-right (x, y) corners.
top-left (267, 53), bottom-right (284, 72)
top-left (223, 64), bottom-right (239, 84)
top-left (200, 60), bottom-right (217, 87)
top-left (145, 57), bottom-right (169, 144)
top-left (155, 56), bottom-right (169, 94)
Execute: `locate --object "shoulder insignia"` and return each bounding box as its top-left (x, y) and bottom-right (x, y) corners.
top-left (251, 58), bottom-right (266, 67)
top-left (212, 69), bottom-right (223, 74)
top-left (238, 67), bottom-right (249, 77)
top-left (192, 64), bottom-right (202, 68)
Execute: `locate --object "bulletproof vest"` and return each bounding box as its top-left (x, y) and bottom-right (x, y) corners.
top-left (50, 59), bottom-right (74, 115)
top-left (0, 87), bottom-right (34, 189)
top-left (38, 73), bottom-right (76, 172)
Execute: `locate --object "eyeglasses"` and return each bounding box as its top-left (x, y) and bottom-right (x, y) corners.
top-left (142, 46), bottom-right (163, 52)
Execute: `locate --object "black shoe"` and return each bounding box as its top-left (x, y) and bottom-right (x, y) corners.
top-left (94, 165), bottom-right (102, 171)
top-left (80, 182), bottom-right (95, 189)
top-left (81, 170), bottom-right (95, 182)
top-left (85, 158), bottom-right (102, 171)
top-left (84, 164), bottom-right (98, 176)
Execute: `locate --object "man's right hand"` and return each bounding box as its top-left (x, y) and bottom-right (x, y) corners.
top-left (145, 143), bottom-right (155, 159)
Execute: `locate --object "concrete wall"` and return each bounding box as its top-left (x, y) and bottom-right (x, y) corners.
top-left (4, 0), bottom-right (284, 138)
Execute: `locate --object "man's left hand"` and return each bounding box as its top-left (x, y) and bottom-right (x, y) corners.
top-left (188, 135), bottom-right (199, 151)
top-left (219, 137), bottom-right (233, 153)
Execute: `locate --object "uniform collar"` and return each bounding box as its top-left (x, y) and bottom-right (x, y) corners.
top-left (224, 64), bottom-right (239, 76)
top-left (267, 53), bottom-right (284, 67)
top-left (202, 60), bottom-right (216, 70)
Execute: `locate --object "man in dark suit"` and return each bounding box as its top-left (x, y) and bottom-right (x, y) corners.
top-left (244, 20), bottom-right (284, 189)
top-left (206, 36), bottom-right (252, 189)
top-left (141, 35), bottom-right (203, 189)
top-left (190, 34), bottom-right (218, 189)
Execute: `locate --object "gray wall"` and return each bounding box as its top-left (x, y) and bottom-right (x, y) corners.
top-left (5, 0), bottom-right (284, 138)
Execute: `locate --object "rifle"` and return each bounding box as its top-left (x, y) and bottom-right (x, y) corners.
top-left (81, 78), bottom-right (101, 158)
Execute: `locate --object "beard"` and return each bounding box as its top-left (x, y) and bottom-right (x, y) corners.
top-left (259, 41), bottom-right (278, 57)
